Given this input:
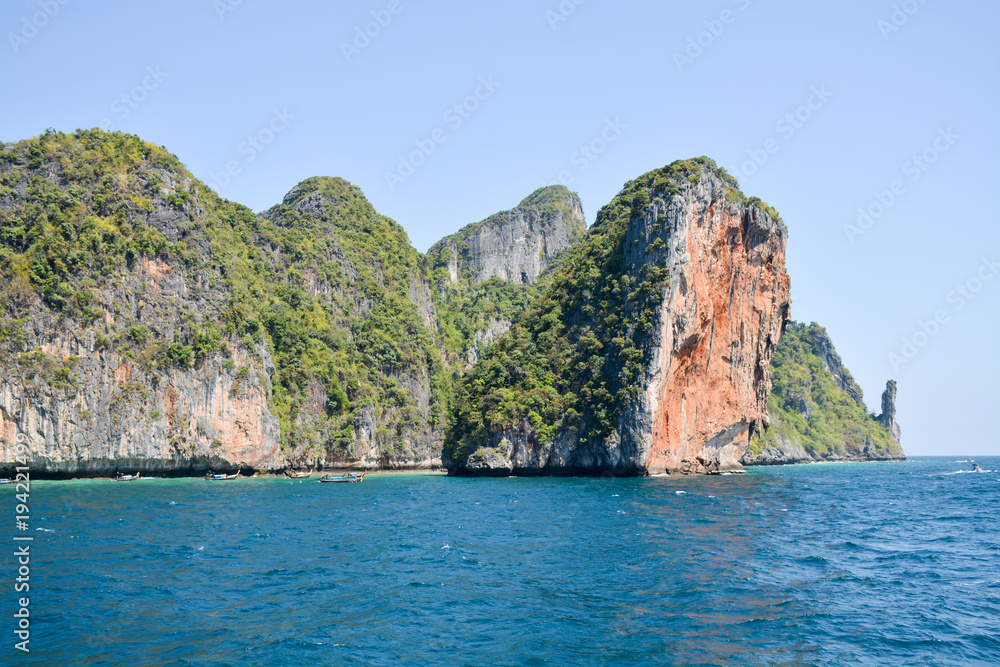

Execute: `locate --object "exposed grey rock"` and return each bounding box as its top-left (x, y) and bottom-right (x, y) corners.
top-left (408, 275), bottom-right (438, 331)
top-left (811, 326), bottom-right (865, 406)
top-left (740, 423), bottom-right (813, 466)
top-left (428, 185), bottom-right (585, 285)
top-left (0, 275), bottom-right (283, 476)
top-left (461, 439), bottom-right (514, 476)
top-left (880, 380), bottom-right (901, 443)
top-left (466, 316), bottom-right (511, 367)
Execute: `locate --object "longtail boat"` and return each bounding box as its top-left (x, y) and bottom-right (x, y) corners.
top-left (204, 470), bottom-right (240, 481)
top-left (319, 471), bottom-right (366, 484)
top-left (284, 469), bottom-right (313, 479)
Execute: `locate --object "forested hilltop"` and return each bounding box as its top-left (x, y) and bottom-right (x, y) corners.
top-left (445, 158), bottom-right (793, 475)
top-left (743, 322), bottom-right (903, 465)
top-left (0, 129), bottom-right (580, 475)
top-left (0, 129), bottom-right (901, 476)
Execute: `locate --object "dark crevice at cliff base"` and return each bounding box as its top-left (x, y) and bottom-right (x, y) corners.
top-left (448, 467), bottom-right (642, 478)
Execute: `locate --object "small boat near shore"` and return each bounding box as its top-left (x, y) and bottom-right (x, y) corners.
top-left (204, 470), bottom-right (241, 481)
top-left (114, 472), bottom-right (141, 482)
top-left (284, 469), bottom-right (313, 479)
top-left (319, 471), bottom-right (366, 484)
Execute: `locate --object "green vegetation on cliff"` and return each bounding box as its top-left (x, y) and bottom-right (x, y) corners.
top-left (0, 129), bottom-right (446, 463)
top-left (750, 322), bottom-right (902, 460)
top-left (0, 129), bottom-right (224, 364)
top-left (253, 176), bottom-right (447, 454)
top-left (425, 185), bottom-right (586, 366)
top-left (0, 129), bottom-right (590, 467)
top-left (2, 130), bottom-right (891, 471)
top-left (446, 158), bottom-right (767, 464)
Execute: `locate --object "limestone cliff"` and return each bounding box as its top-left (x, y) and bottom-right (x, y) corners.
top-left (257, 176), bottom-right (446, 470)
top-left (0, 132), bottom-right (449, 475)
top-left (427, 186), bottom-right (585, 370)
top-left (446, 158), bottom-right (791, 475)
top-left (881, 380), bottom-right (901, 444)
top-left (741, 322), bottom-right (904, 464)
top-left (0, 130), bottom-right (584, 476)
top-left (0, 131), bottom-right (282, 475)
top-left (427, 186), bottom-right (585, 286)
top-left (0, 130), bottom-right (895, 478)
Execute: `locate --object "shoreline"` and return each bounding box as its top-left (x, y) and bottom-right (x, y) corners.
top-left (4, 455), bottom-right (927, 481)
top-left (10, 457), bottom-right (985, 482)
top-left (16, 469), bottom-right (449, 482)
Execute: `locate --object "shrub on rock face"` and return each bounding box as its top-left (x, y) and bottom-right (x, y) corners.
top-left (747, 322), bottom-right (904, 463)
top-left (446, 157), bottom-right (790, 474)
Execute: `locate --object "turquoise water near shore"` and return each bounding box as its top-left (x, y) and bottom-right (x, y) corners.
top-left (7, 457), bottom-right (999, 665)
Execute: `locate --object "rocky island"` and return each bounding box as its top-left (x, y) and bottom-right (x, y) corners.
top-left (0, 130), bottom-right (902, 477)
top-left (742, 322), bottom-right (903, 465)
top-left (445, 159), bottom-right (792, 475)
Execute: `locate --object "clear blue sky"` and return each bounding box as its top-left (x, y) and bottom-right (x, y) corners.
top-left (2, 0), bottom-right (997, 456)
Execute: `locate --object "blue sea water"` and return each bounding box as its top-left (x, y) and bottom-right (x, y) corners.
top-left (5, 457), bottom-right (999, 666)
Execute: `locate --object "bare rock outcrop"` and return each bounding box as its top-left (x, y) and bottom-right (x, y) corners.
top-left (446, 159), bottom-right (791, 475)
top-left (428, 186), bottom-right (585, 286)
top-left (880, 380), bottom-right (901, 444)
top-left (0, 268), bottom-right (282, 476)
top-left (641, 175), bottom-right (790, 474)
top-left (740, 322), bottom-right (905, 465)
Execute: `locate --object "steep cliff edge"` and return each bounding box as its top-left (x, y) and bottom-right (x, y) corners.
top-left (0, 130), bottom-right (585, 475)
top-left (446, 158), bottom-right (790, 475)
top-left (427, 186), bottom-right (587, 370)
top-left (0, 130), bottom-right (282, 474)
top-left (741, 322), bottom-right (904, 464)
top-left (254, 176), bottom-right (449, 469)
top-left (0, 132), bottom-right (449, 475)
top-left (427, 186), bottom-right (585, 286)
top-left (0, 130), bottom-right (895, 477)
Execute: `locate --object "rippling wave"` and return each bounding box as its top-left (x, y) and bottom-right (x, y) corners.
top-left (8, 457), bottom-right (998, 665)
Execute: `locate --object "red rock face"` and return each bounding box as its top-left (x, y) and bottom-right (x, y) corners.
top-left (645, 185), bottom-right (790, 473)
top-left (446, 167), bottom-right (792, 477)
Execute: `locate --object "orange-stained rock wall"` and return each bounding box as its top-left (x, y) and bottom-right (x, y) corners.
top-left (645, 180), bottom-right (790, 473)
